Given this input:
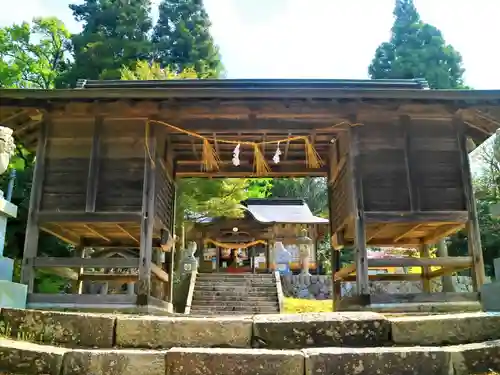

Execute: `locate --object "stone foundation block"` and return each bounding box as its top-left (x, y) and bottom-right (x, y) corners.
top-left (166, 347), bottom-right (304, 375)
top-left (0, 308), bottom-right (116, 347)
top-left (253, 312), bottom-right (390, 349)
top-left (0, 338), bottom-right (68, 375)
top-left (447, 339), bottom-right (500, 375)
top-left (304, 346), bottom-right (450, 375)
top-left (61, 348), bottom-right (166, 375)
top-left (116, 315), bottom-right (253, 348)
top-left (390, 312), bottom-right (500, 345)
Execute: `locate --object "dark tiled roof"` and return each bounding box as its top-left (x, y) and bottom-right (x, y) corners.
top-left (76, 78), bottom-right (430, 90)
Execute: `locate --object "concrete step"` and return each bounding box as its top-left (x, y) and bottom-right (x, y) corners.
top-left (2, 338), bottom-right (500, 375)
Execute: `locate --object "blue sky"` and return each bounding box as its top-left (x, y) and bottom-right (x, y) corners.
top-left (1, 0), bottom-right (499, 89)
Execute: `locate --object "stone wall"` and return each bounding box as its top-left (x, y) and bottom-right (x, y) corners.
top-left (280, 274), bottom-right (492, 299)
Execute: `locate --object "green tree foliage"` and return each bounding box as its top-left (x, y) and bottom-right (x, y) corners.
top-left (63, 0), bottom-right (153, 84)
top-left (368, 0), bottom-right (465, 89)
top-left (0, 17), bottom-right (71, 88)
top-left (152, 0), bottom-right (223, 77)
top-left (269, 178), bottom-right (328, 216)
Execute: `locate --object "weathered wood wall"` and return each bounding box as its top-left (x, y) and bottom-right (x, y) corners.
top-left (41, 118), bottom-right (93, 211)
top-left (38, 118), bottom-right (176, 247)
top-left (357, 119), bottom-right (464, 213)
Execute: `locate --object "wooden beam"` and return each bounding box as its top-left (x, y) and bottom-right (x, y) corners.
top-left (32, 257), bottom-right (140, 268)
top-left (419, 244), bottom-right (431, 292)
top-left (40, 225), bottom-right (80, 245)
top-left (366, 224), bottom-right (388, 242)
top-left (20, 118), bottom-right (49, 291)
top-left (85, 116), bottom-right (102, 212)
top-left (37, 211), bottom-right (142, 223)
top-left (370, 292), bottom-right (479, 305)
top-left (115, 224), bottom-right (140, 244)
top-left (333, 263), bottom-right (357, 281)
top-left (426, 265), bottom-right (465, 279)
top-left (455, 117), bottom-right (486, 290)
top-left (368, 256), bottom-right (472, 268)
top-left (151, 264), bottom-right (169, 284)
top-left (176, 169), bottom-right (328, 178)
top-left (394, 224), bottom-right (422, 242)
top-left (343, 273), bottom-right (422, 282)
top-left (348, 124), bottom-right (369, 295)
top-left (83, 224), bottom-right (111, 242)
top-left (364, 211), bottom-right (468, 223)
top-left (79, 273), bottom-right (138, 282)
top-left (400, 115), bottom-right (419, 210)
top-left (422, 224), bottom-right (464, 244)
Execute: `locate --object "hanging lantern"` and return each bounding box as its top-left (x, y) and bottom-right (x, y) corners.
top-left (296, 229), bottom-right (312, 275)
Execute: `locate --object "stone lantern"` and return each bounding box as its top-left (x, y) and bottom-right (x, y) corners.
top-left (297, 229), bottom-right (313, 276)
top-left (0, 126), bottom-right (26, 309)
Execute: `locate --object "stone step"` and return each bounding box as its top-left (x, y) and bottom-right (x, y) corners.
top-left (193, 295), bottom-right (278, 304)
top-left (197, 273), bottom-right (275, 278)
top-left (190, 299), bottom-right (279, 306)
top-left (193, 291), bottom-right (278, 298)
top-left (3, 308), bottom-right (500, 350)
top-left (195, 280), bottom-right (276, 286)
top-left (190, 303), bottom-right (279, 311)
top-left (190, 307), bottom-right (279, 314)
top-left (2, 338), bottom-right (500, 375)
top-left (194, 283), bottom-right (276, 293)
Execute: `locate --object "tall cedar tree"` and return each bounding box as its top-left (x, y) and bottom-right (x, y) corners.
top-left (152, 0), bottom-right (223, 78)
top-left (63, 0), bottom-right (153, 84)
top-left (368, 0), bottom-right (465, 89)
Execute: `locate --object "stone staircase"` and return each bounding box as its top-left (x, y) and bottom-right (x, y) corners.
top-left (1, 308), bottom-right (500, 374)
top-left (189, 273), bottom-right (281, 315)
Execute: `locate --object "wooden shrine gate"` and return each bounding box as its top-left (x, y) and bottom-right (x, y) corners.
top-left (1, 78), bottom-right (499, 312)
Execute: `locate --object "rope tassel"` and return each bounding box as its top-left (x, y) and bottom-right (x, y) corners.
top-left (304, 138), bottom-right (323, 169)
top-left (253, 144), bottom-right (271, 176)
top-left (201, 139), bottom-right (220, 171)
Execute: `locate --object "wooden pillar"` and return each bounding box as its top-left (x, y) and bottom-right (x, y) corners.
top-left (348, 126), bottom-right (369, 295)
top-left (21, 119), bottom-right (49, 291)
top-left (169, 181), bottom-right (177, 303)
top-left (327, 183), bottom-right (342, 310)
top-left (71, 246), bottom-right (85, 294)
top-left (455, 118), bottom-right (486, 290)
top-left (436, 239), bottom-right (455, 292)
top-left (419, 243), bottom-right (431, 292)
top-left (137, 124), bottom-right (156, 306)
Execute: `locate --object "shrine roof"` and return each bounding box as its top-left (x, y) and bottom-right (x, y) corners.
top-left (2, 78), bottom-right (500, 158)
top-left (242, 198), bottom-right (329, 225)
